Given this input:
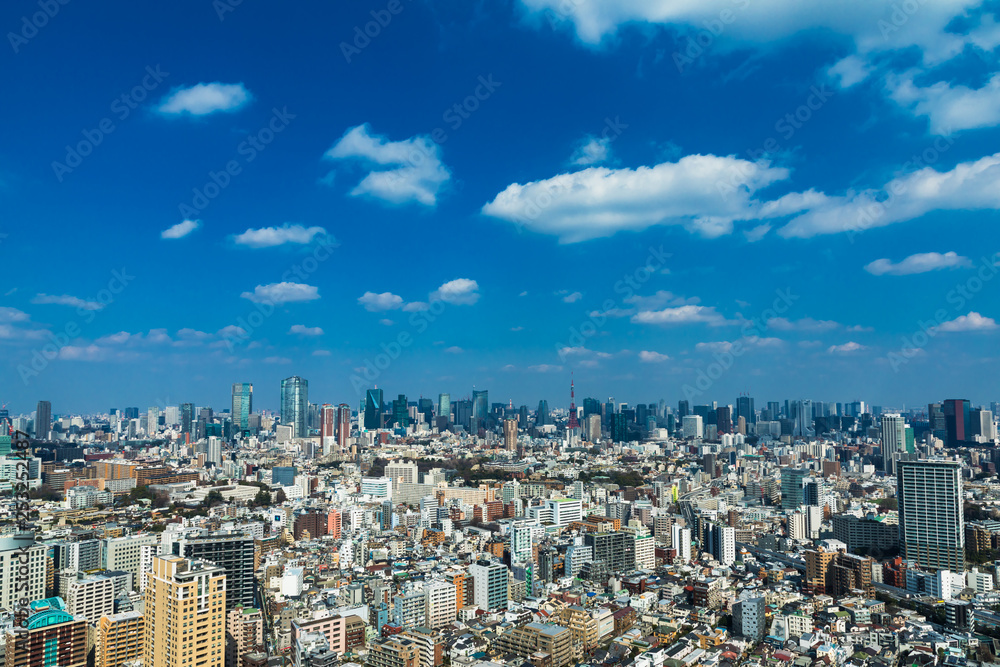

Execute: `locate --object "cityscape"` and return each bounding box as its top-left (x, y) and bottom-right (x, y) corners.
top-left (4, 2), bottom-right (1000, 667)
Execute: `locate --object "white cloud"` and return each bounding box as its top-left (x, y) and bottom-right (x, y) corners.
top-left (865, 251), bottom-right (972, 276)
top-left (32, 293), bottom-right (103, 310)
top-left (158, 82), bottom-right (251, 116)
top-left (570, 135), bottom-right (612, 166)
top-left (96, 331), bottom-right (137, 345)
top-left (58, 344), bottom-right (107, 361)
top-left (379, 319), bottom-right (395, 326)
top-left (0, 307), bottom-right (29, 323)
top-left (313, 350), bottom-right (332, 356)
top-left (358, 291), bottom-right (404, 311)
top-left (631, 304), bottom-right (732, 326)
top-left (624, 291), bottom-right (695, 310)
top-left (778, 152), bottom-right (1000, 238)
top-left (482, 154), bottom-right (789, 242)
top-left (696, 336), bottom-right (783, 353)
top-left (743, 224), bottom-right (771, 243)
top-left (562, 291), bottom-right (583, 303)
top-left (696, 341), bottom-right (734, 354)
top-left (528, 364), bottom-right (563, 373)
top-left (432, 278), bottom-right (480, 305)
top-left (445, 346), bottom-right (464, 354)
top-left (511, 326), bottom-right (524, 332)
top-left (403, 301), bottom-right (429, 312)
top-left (828, 341), bottom-right (866, 354)
top-left (935, 311), bottom-right (998, 332)
top-left (827, 55), bottom-right (872, 89)
top-left (289, 324), bottom-right (324, 336)
top-left (217, 325), bottom-right (248, 339)
top-left (232, 224), bottom-right (327, 248)
top-left (324, 123), bottom-right (451, 206)
top-left (889, 72), bottom-right (1000, 134)
top-left (639, 350), bottom-right (670, 363)
top-left (241, 282), bottom-right (319, 305)
top-left (161, 219), bottom-right (200, 239)
top-left (768, 317), bottom-right (839, 332)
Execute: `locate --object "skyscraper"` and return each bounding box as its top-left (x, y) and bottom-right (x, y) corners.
top-left (880, 413), bottom-right (906, 475)
top-left (438, 393), bottom-right (451, 423)
top-left (143, 555), bottom-right (226, 667)
top-left (231, 382), bottom-right (253, 435)
top-left (536, 399), bottom-right (549, 426)
top-left (35, 400), bottom-right (51, 439)
top-left (503, 417), bottom-right (518, 451)
top-left (280, 376), bottom-right (308, 438)
top-left (943, 399), bottom-right (972, 446)
top-left (392, 394), bottom-right (409, 428)
top-left (898, 459), bottom-right (964, 571)
top-left (321, 404), bottom-right (335, 452)
top-left (146, 406), bottom-right (160, 435)
top-left (928, 403), bottom-right (947, 441)
top-left (736, 395), bottom-right (755, 425)
top-left (180, 403), bottom-right (195, 437)
top-left (781, 468), bottom-right (808, 510)
top-left (472, 389), bottom-right (489, 423)
top-left (610, 413), bottom-right (627, 442)
top-left (337, 403), bottom-right (351, 451)
top-left (364, 388), bottom-right (383, 430)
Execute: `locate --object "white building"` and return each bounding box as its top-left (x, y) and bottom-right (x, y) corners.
top-left (361, 476), bottom-right (392, 500)
top-left (281, 566), bottom-right (304, 597)
top-left (682, 415), bottom-right (704, 439)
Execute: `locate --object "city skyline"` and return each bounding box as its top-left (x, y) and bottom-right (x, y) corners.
top-left (2, 3), bottom-right (1000, 410)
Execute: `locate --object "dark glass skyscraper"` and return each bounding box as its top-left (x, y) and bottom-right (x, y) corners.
top-left (231, 383), bottom-right (253, 436)
top-left (280, 376), bottom-right (308, 438)
top-left (736, 395), bottom-right (755, 425)
top-left (180, 403), bottom-right (194, 436)
top-left (472, 389), bottom-right (489, 423)
top-left (34, 400), bottom-right (51, 440)
top-left (610, 413), bottom-right (627, 442)
top-left (364, 388), bottom-right (383, 430)
top-left (392, 394), bottom-right (409, 428)
top-left (536, 400), bottom-right (550, 426)
top-left (943, 399), bottom-right (972, 446)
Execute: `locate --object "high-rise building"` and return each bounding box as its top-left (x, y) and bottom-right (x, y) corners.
top-left (180, 403), bottom-right (195, 437)
top-left (231, 383), bottom-right (253, 436)
top-left (509, 520), bottom-right (534, 563)
top-left (472, 389), bottom-right (489, 424)
top-left (943, 399), bottom-right (972, 447)
top-left (391, 394), bottom-right (409, 428)
top-left (423, 580), bottom-right (457, 629)
top-left (35, 400), bottom-right (51, 439)
top-left (928, 403), bottom-right (946, 441)
top-left (5, 597), bottom-right (87, 667)
top-left (225, 606), bottom-right (264, 666)
top-left (468, 560), bottom-right (509, 611)
top-left (705, 523), bottom-right (735, 566)
top-left (536, 400), bottom-right (550, 426)
top-left (96, 611), bottom-right (144, 667)
top-left (280, 376), bottom-right (308, 438)
top-left (147, 406), bottom-right (160, 435)
top-left (781, 468), bottom-right (808, 510)
top-left (365, 389), bottom-right (384, 430)
top-left (0, 536), bottom-right (46, 612)
top-left (321, 404), bottom-right (336, 453)
top-left (503, 418), bottom-right (518, 451)
top-left (143, 555), bottom-right (226, 667)
top-left (880, 413), bottom-right (906, 475)
top-left (735, 395), bottom-right (755, 425)
top-left (681, 415), bottom-right (703, 439)
top-left (170, 530), bottom-right (255, 610)
top-left (584, 531), bottom-right (634, 573)
top-left (610, 413), bottom-right (627, 442)
top-left (437, 393), bottom-right (451, 424)
top-left (898, 459), bottom-right (964, 572)
top-left (716, 406), bottom-right (732, 434)
top-left (732, 596), bottom-right (766, 641)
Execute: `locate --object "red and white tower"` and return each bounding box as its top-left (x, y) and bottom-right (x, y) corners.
top-left (568, 374), bottom-right (579, 430)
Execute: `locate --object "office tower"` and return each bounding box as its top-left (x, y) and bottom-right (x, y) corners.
top-left (767, 401), bottom-right (781, 419)
top-left (503, 417), bottom-right (518, 451)
top-left (681, 415), bottom-right (703, 439)
top-left (180, 403), bottom-right (195, 436)
top-left (678, 400), bottom-right (690, 418)
top-left (732, 596), bottom-right (766, 641)
top-left (385, 461), bottom-right (418, 487)
top-left (0, 536), bottom-right (46, 612)
top-left (716, 406), bottom-right (732, 434)
top-left (586, 414), bottom-right (601, 441)
top-left (6, 597), bottom-right (87, 667)
top-left (35, 400), bottom-right (51, 439)
top-left (417, 397), bottom-right (433, 425)
top-left (536, 399), bottom-right (550, 426)
top-left (391, 394), bottom-right (408, 428)
top-left (438, 393), bottom-right (451, 423)
top-left (231, 383), bottom-right (253, 435)
top-left (454, 399), bottom-right (473, 429)
top-left (943, 399), bottom-right (972, 447)
top-left (321, 404), bottom-right (336, 452)
top-left (273, 466), bottom-right (297, 486)
top-left (336, 403), bottom-right (351, 451)
top-left (584, 531), bottom-right (635, 572)
top-left (146, 406), bottom-right (160, 435)
top-left (880, 413), bottom-right (906, 475)
top-left (124, 406), bottom-right (139, 420)
top-left (143, 556), bottom-right (226, 667)
top-left (364, 388), bottom-right (384, 429)
top-left (96, 611), bottom-right (144, 667)
top-left (736, 395), bottom-right (755, 425)
top-left (206, 436), bottom-right (222, 467)
top-left (781, 468), bottom-right (808, 510)
top-left (172, 530), bottom-right (255, 610)
top-left (468, 560), bottom-right (509, 611)
top-left (610, 413), bottom-right (627, 442)
top-left (583, 397), bottom-right (601, 419)
top-left (280, 376), bottom-right (308, 438)
top-left (472, 389), bottom-right (489, 423)
top-left (898, 459), bottom-right (964, 571)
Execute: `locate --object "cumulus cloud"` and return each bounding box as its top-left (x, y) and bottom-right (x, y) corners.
top-left (432, 279), bottom-right (480, 305)
top-left (482, 154), bottom-right (789, 242)
top-left (528, 364), bottom-right (563, 373)
top-left (32, 293), bottom-right (103, 310)
top-left (161, 219), bottom-right (200, 239)
top-left (865, 251), bottom-right (972, 276)
top-left (323, 123), bottom-right (451, 206)
top-left (241, 282), bottom-right (319, 305)
top-left (158, 82), bottom-right (251, 116)
top-left (562, 291), bottom-right (583, 303)
top-left (828, 341), bottom-right (866, 354)
top-left (827, 55), bottom-right (872, 89)
top-left (935, 311), bottom-right (998, 332)
top-left (768, 317), bottom-right (839, 332)
top-left (358, 291), bottom-right (404, 311)
top-left (444, 346), bottom-right (464, 354)
top-left (289, 324), bottom-right (324, 336)
top-left (570, 135), bottom-right (612, 166)
top-left (631, 304), bottom-right (732, 326)
top-left (0, 307), bottom-right (29, 323)
top-left (232, 224), bottom-right (328, 248)
top-left (889, 72), bottom-right (1000, 134)
top-left (639, 350), bottom-right (670, 363)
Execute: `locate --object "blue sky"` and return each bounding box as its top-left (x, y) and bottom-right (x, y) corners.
top-left (2, 0), bottom-right (1000, 415)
